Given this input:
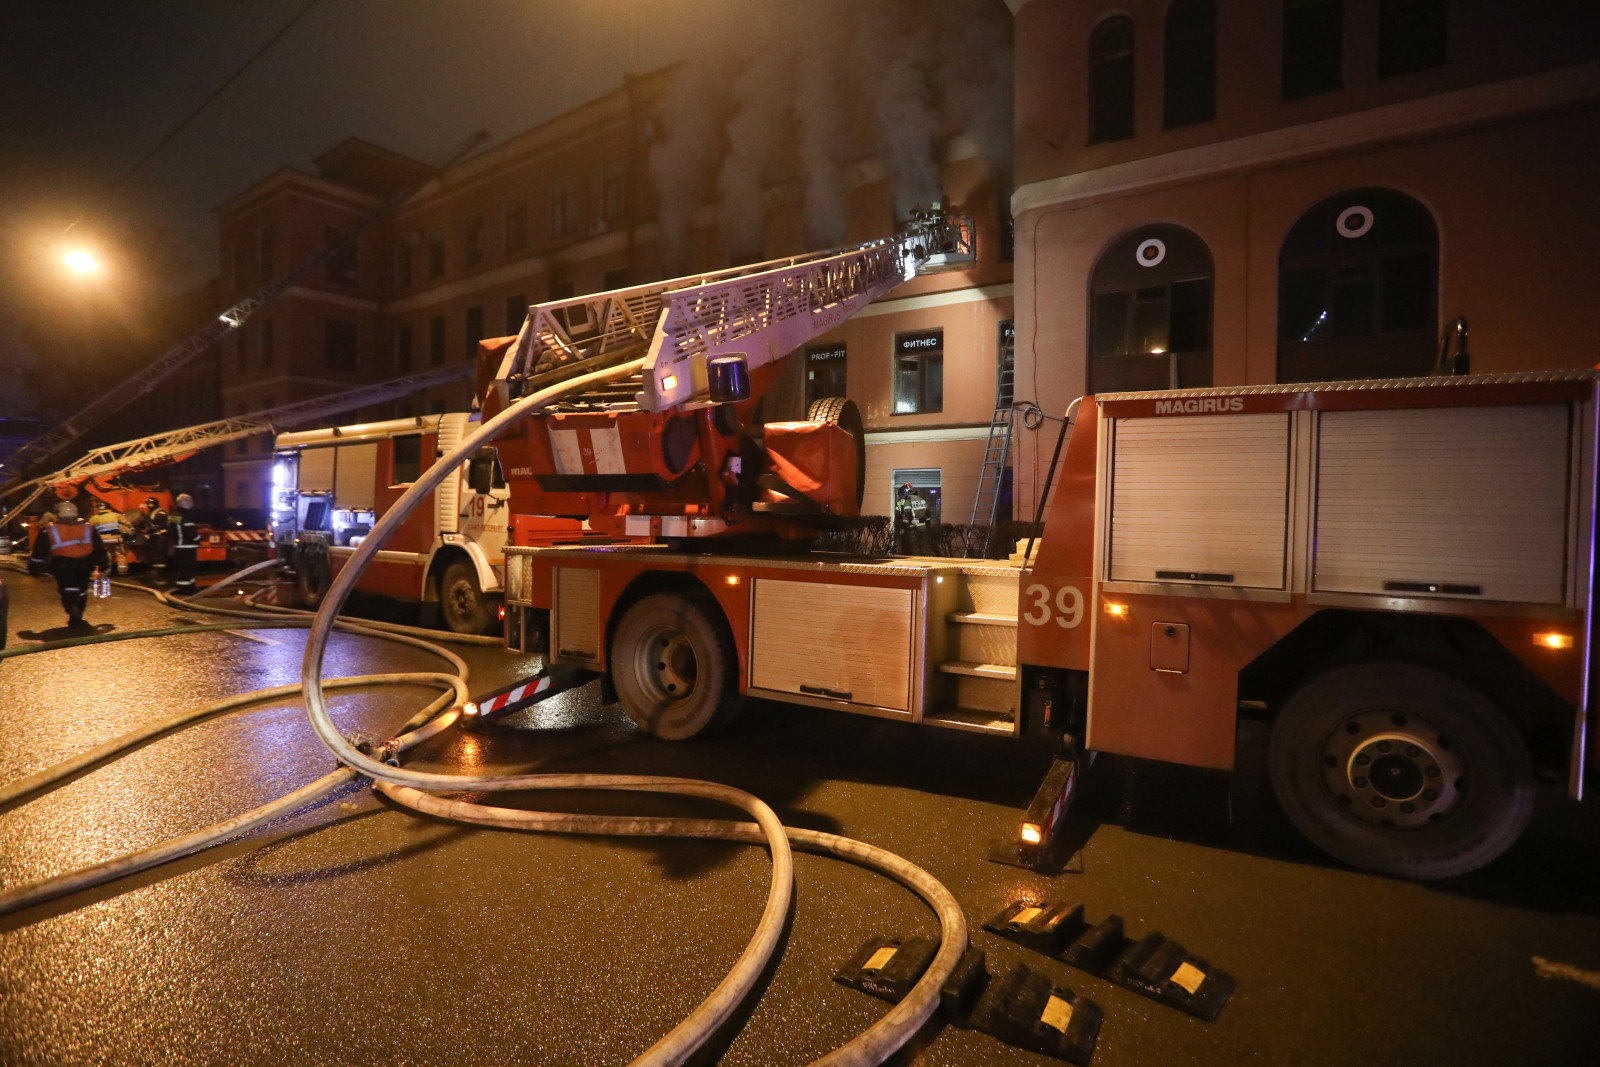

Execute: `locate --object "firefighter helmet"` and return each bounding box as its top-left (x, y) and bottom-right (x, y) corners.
top-left (55, 500), bottom-right (79, 519)
top-left (175, 493), bottom-right (194, 510)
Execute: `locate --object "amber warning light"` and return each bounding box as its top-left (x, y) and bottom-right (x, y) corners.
top-left (1534, 633), bottom-right (1573, 650)
top-left (1104, 602), bottom-right (1128, 617)
top-left (1019, 822), bottom-right (1043, 845)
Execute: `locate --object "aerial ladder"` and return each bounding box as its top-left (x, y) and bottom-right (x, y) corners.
top-left (1, 360), bottom-right (474, 531)
top-left (479, 208), bottom-right (977, 538)
top-left (0, 129), bottom-right (491, 496)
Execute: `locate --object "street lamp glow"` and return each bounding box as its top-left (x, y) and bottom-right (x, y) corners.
top-left (62, 249), bottom-right (101, 274)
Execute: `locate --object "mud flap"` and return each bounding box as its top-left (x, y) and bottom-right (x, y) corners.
top-left (984, 900), bottom-right (1235, 1021)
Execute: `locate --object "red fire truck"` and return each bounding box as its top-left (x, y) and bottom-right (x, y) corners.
top-left (467, 216), bottom-right (1594, 880)
top-left (272, 411), bottom-right (589, 633)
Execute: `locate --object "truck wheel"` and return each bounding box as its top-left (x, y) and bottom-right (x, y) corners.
top-left (1267, 661), bottom-right (1535, 880)
top-left (439, 560), bottom-right (492, 635)
top-left (295, 551), bottom-right (330, 608)
top-left (807, 396), bottom-right (866, 512)
top-left (612, 592), bottom-right (738, 740)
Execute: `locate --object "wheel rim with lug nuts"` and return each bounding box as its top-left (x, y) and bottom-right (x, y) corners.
top-left (639, 626), bottom-right (698, 702)
top-left (1320, 710), bottom-right (1467, 830)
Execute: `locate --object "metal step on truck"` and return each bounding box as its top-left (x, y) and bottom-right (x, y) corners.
top-left (272, 410), bottom-right (590, 633)
top-left (466, 211), bottom-right (1595, 879)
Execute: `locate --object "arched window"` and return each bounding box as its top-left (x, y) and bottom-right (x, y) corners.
top-left (1089, 16), bottom-right (1136, 144)
top-left (1164, 0), bottom-right (1216, 129)
top-left (1277, 188), bottom-right (1438, 382)
top-left (1089, 224), bottom-right (1213, 393)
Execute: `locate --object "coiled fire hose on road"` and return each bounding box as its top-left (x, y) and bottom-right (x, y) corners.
top-left (0, 357), bottom-right (970, 1066)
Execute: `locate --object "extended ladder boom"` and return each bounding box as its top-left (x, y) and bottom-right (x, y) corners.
top-left (2, 361), bottom-right (473, 528)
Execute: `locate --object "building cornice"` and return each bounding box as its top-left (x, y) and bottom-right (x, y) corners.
top-left (854, 282), bottom-right (1015, 318)
top-left (1013, 61), bottom-right (1600, 217)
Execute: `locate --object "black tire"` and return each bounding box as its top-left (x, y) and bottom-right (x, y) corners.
top-left (1268, 661), bottom-right (1535, 880)
top-left (611, 592), bottom-right (738, 740)
top-left (294, 546), bottom-right (330, 609)
top-left (807, 396), bottom-right (866, 512)
top-left (439, 560), bottom-right (492, 635)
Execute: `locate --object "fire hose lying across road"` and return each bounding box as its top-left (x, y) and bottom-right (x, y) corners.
top-left (0, 362), bottom-right (969, 1066)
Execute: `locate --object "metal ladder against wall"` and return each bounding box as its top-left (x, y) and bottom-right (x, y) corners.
top-left (969, 357), bottom-right (1015, 529)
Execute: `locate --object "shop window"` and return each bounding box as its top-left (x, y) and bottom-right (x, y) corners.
top-left (1089, 16), bottom-right (1136, 143)
top-left (804, 343), bottom-right (847, 409)
top-left (1088, 224), bottom-right (1213, 393)
top-left (324, 319), bottom-right (358, 372)
top-left (464, 305), bottom-right (484, 359)
top-left (392, 434), bottom-right (423, 485)
top-left (892, 329), bottom-right (943, 415)
top-left (1283, 0), bottom-right (1342, 99)
top-left (505, 293), bottom-right (527, 335)
top-left (1378, 0), bottom-right (1447, 78)
top-left (505, 201), bottom-right (528, 252)
top-left (396, 324), bottom-right (414, 374)
top-left (463, 215), bottom-right (484, 266)
top-left (1164, 0), bottom-right (1216, 128)
top-left (428, 315), bottom-right (446, 365)
top-left (1278, 188), bottom-right (1437, 382)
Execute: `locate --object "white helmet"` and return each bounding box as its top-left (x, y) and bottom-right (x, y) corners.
top-left (175, 493), bottom-right (194, 509)
top-left (55, 500), bottom-right (79, 520)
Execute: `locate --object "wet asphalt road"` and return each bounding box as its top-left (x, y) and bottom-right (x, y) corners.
top-left (1, 560), bottom-right (1598, 1067)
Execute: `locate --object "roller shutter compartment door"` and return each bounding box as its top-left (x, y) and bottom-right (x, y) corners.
top-left (750, 579), bottom-right (914, 711)
top-left (1108, 413), bottom-right (1291, 588)
top-left (333, 443), bottom-right (379, 512)
top-left (296, 448), bottom-right (336, 493)
top-left (1313, 405), bottom-right (1570, 604)
top-left (553, 567), bottom-right (601, 661)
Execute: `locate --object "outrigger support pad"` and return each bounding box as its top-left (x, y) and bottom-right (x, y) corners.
top-left (984, 900), bottom-right (1236, 1021)
top-left (463, 664), bottom-right (598, 728)
top-left (833, 935), bottom-right (1102, 1064)
top-left (989, 756), bottom-right (1082, 872)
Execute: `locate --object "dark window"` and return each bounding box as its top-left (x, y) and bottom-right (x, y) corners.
top-left (997, 320), bottom-right (1016, 407)
top-left (260, 318), bottom-right (274, 367)
top-left (1277, 188), bottom-right (1438, 382)
top-left (891, 468), bottom-right (942, 526)
top-left (392, 434), bottom-right (423, 485)
top-left (550, 181), bottom-right (578, 237)
top-left (1089, 224), bottom-right (1214, 392)
top-left (1089, 16), bottom-right (1136, 143)
top-left (232, 243), bottom-right (249, 294)
top-left (504, 294), bottom-right (527, 335)
top-left (394, 244), bottom-right (412, 289)
top-left (464, 305), bottom-right (484, 359)
top-left (326, 225), bottom-right (357, 285)
top-left (1164, 0), bottom-right (1216, 128)
top-left (1378, 0), bottom-right (1447, 78)
top-left (324, 319), bottom-right (358, 372)
top-left (236, 480), bottom-right (249, 502)
top-left (505, 202), bottom-right (527, 252)
top-left (892, 329), bottom-right (943, 415)
top-left (805, 343), bottom-right (847, 409)
top-left (602, 161), bottom-right (627, 221)
top-left (1283, 0), bottom-right (1343, 99)
top-left (259, 397), bottom-right (274, 452)
top-left (998, 190), bottom-right (1015, 263)
top-left (464, 215), bottom-right (484, 266)
top-left (602, 267), bottom-right (629, 290)
top-left (234, 330), bottom-right (248, 374)
top-left (396, 324), bottom-right (414, 374)
top-left (427, 232), bottom-right (446, 278)
top-left (549, 279), bottom-right (575, 301)
top-left (258, 226), bottom-right (275, 280)
top-left (428, 315), bottom-right (446, 365)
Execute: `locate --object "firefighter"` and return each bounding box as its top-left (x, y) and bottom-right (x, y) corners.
top-left (28, 500), bottom-right (109, 627)
top-left (145, 496), bottom-right (171, 576)
top-left (893, 482), bottom-right (930, 528)
top-left (89, 498), bottom-right (130, 575)
top-left (169, 493), bottom-right (200, 596)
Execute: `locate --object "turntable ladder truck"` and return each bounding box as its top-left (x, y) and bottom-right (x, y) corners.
top-left (472, 214), bottom-right (1595, 880)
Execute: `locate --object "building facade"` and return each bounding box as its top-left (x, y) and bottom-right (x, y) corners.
top-left (214, 69), bottom-right (1015, 522)
top-left (1008, 0), bottom-right (1600, 512)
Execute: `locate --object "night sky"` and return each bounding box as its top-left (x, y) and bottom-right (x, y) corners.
top-left (0, 0), bottom-right (747, 305)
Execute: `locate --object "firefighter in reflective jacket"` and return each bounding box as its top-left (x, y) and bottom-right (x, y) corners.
top-left (89, 499), bottom-right (130, 575)
top-left (170, 493), bottom-right (200, 596)
top-left (28, 500), bottom-right (109, 627)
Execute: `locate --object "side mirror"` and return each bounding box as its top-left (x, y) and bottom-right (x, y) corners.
top-left (467, 448), bottom-right (495, 495)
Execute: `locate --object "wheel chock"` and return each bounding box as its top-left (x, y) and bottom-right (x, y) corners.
top-left (989, 756), bottom-right (1081, 872)
top-left (834, 936), bottom-right (1102, 1063)
top-left (983, 900), bottom-right (1234, 1021)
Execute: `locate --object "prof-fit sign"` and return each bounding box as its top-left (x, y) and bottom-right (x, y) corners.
top-left (807, 344), bottom-right (847, 364)
top-left (894, 329), bottom-right (943, 355)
